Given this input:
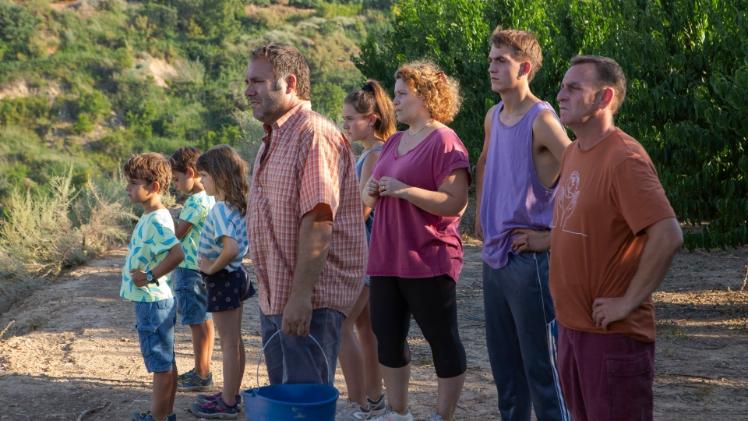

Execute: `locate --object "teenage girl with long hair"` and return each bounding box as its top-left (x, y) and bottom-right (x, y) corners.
top-left (337, 79), bottom-right (396, 421)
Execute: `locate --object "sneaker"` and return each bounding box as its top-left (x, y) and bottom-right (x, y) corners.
top-left (336, 400), bottom-right (370, 420)
top-left (367, 394), bottom-right (386, 417)
top-left (177, 368), bottom-right (213, 392)
top-left (131, 411), bottom-right (176, 421)
top-left (429, 412), bottom-right (445, 421)
top-left (195, 391), bottom-right (242, 408)
top-left (369, 408), bottom-right (414, 421)
top-left (190, 396), bottom-right (241, 419)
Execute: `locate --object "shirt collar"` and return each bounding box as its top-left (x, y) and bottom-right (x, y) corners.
top-left (264, 101), bottom-right (311, 134)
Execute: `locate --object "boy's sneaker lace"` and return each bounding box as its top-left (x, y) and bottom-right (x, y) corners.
top-left (177, 368), bottom-right (213, 392)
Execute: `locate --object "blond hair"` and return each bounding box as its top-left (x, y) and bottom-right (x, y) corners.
top-left (395, 60), bottom-right (462, 124)
top-left (123, 153), bottom-right (171, 193)
top-left (490, 28), bottom-right (543, 81)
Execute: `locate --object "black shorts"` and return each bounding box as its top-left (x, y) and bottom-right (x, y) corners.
top-left (202, 266), bottom-right (255, 312)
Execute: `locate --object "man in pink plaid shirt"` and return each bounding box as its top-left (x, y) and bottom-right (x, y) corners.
top-left (244, 43), bottom-right (366, 385)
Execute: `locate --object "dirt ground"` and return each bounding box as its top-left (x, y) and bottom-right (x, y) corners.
top-left (0, 244), bottom-right (746, 420)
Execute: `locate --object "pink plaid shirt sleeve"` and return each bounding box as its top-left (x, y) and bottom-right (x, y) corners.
top-left (299, 123), bottom-right (342, 217)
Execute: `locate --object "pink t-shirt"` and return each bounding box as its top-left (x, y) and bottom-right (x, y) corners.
top-left (367, 127), bottom-right (470, 281)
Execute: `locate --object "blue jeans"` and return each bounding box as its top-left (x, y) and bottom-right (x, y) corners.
top-left (134, 298), bottom-right (176, 373)
top-left (174, 267), bottom-right (211, 325)
top-left (260, 308), bottom-right (343, 385)
top-left (483, 252), bottom-right (570, 421)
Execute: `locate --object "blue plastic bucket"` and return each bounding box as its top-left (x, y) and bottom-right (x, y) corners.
top-left (242, 332), bottom-right (339, 420)
top-left (242, 383), bottom-right (338, 420)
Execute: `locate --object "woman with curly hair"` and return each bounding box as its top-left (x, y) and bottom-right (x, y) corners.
top-left (362, 61), bottom-right (470, 421)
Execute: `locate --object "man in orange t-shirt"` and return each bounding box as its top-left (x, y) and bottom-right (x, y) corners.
top-left (550, 56), bottom-right (683, 421)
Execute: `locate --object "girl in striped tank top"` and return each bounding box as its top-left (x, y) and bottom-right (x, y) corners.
top-left (190, 145), bottom-right (253, 420)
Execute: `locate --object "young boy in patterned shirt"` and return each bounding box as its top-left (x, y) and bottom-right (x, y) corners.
top-left (169, 147), bottom-right (216, 391)
top-left (122, 153), bottom-right (184, 421)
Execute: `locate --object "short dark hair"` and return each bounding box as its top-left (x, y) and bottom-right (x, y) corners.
top-left (123, 153), bottom-right (171, 193)
top-left (250, 43), bottom-right (311, 100)
top-left (169, 147), bottom-right (201, 174)
top-left (570, 55), bottom-right (627, 113)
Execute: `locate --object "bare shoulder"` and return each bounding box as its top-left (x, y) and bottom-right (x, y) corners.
top-left (532, 108), bottom-right (562, 131)
top-left (533, 109), bottom-right (570, 149)
top-left (484, 104), bottom-right (499, 128)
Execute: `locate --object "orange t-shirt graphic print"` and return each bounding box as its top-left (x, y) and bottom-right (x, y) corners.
top-left (549, 129), bottom-right (675, 343)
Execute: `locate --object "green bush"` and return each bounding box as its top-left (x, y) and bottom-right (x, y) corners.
top-left (0, 1), bottom-right (40, 60)
top-left (0, 169), bottom-right (133, 280)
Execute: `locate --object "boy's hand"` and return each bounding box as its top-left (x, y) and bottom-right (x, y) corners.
top-left (199, 258), bottom-right (216, 275)
top-left (130, 270), bottom-right (148, 287)
top-left (511, 228), bottom-right (550, 252)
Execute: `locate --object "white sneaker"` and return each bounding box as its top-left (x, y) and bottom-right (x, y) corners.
top-left (336, 401), bottom-right (372, 420)
top-left (369, 408), bottom-right (414, 421)
top-left (429, 411), bottom-right (445, 421)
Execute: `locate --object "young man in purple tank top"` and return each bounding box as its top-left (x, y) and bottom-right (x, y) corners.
top-left (474, 28), bottom-right (571, 421)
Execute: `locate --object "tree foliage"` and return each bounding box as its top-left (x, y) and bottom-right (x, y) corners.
top-left (358, 0), bottom-right (748, 248)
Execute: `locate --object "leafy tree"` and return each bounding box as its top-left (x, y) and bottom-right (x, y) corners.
top-left (359, 0), bottom-right (748, 248)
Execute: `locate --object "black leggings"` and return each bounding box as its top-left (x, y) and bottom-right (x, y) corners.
top-left (369, 275), bottom-right (467, 378)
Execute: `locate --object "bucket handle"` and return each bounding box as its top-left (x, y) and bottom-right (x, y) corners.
top-left (255, 329), bottom-right (333, 388)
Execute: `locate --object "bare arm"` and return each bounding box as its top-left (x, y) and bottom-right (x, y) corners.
top-left (510, 110), bottom-right (572, 250)
top-left (533, 109), bottom-right (571, 164)
top-left (378, 168), bottom-right (469, 217)
top-left (131, 244), bottom-right (184, 287)
top-left (592, 217), bottom-right (683, 329)
top-left (199, 236), bottom-right (239, 275)
top-left (174, 220), bottom-right (193, 240)
top-left (282, 203), bottom-right (334, 336)
top-left (474, 106), bottom-right (495, 240)
top-left (359, 150), bottom-right (381, 221)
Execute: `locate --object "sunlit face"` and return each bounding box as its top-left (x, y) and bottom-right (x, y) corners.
top-left (556, 63), bottom-right (605, 127)
top-left (172, 170), bottom-right (195, 193)
top-left (392, 78), bottom-right (428, 126)
top-left (126, 178), bottom-right (153, 204)
top-left (342, 103), bottom-right (374, 142)
top-left (244, 58), bottom-right (290, 125)
top-left (488, 46), bottom-right (524, 93)
top-left (199, 171), bottom-right (217, 197)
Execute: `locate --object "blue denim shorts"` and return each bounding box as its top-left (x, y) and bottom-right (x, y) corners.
top-left (134, 298), bottom-right (176, 373)
top-left (174, 267), bottom-right (211, 325)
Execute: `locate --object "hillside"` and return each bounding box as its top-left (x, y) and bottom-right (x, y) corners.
top-left (0, 0), bottom-right (383, 200)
